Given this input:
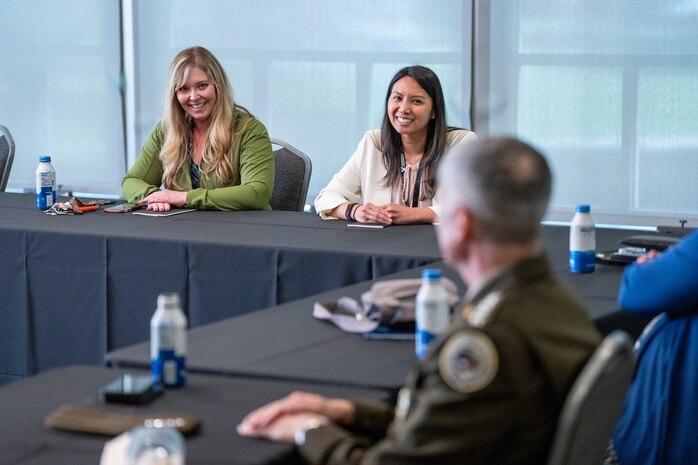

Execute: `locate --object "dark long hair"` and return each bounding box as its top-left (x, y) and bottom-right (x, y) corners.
top-left (380, 65), bottom-right (449, 200)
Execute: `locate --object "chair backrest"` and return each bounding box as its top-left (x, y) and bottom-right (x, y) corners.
top-left (269, 138), bottom-right (312, 212)
top-left (0, 125), bottom-right (16, 192)
top-left (546, 330), bottom-right (635, 465)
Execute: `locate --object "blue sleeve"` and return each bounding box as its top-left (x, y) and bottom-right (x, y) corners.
top-left (618, 231), bottom-right (698, 314)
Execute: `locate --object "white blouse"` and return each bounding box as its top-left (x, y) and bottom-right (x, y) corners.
top-left (314, 128), bottom-right (478, 220)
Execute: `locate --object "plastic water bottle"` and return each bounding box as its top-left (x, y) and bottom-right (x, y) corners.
top-left (127, 426), bottom-right (185, 465)
top-left (36, 155), bottom-right (56, 209)
top-left (415, 269), bottom-right (451, 359)
top-left (570, 204), bottom-right (596, 273)
top-left (151, 293), bottom-right (187, 387)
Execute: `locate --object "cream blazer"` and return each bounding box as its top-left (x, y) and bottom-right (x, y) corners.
top-left (314, 129), bottom-right (478, 220)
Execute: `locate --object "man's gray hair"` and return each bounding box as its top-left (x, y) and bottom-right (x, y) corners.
top-left (438, 137), bottom-right (552, 243)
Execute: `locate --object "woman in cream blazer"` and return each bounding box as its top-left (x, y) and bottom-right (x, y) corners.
top-left (314, 65), bottom-right (477, 224)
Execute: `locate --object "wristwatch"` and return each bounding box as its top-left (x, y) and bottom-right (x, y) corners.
top-left (294, 418), bottom-right (322, 447)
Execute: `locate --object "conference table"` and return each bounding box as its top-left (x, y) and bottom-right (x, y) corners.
top-left (108, 226), bottom-right (644, 394)
top-left (0, 365), bottom-right (387, 465)
top-left (0, 193), bottom-right (441, 383)
top-left (0, 196), bottom-right (657, 464)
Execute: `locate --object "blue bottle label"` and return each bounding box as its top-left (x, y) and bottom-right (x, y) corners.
top-left (152, 349), bottom-right (186, 387)
top-left (416, 329), bottom-right (437, 359)
top-left (36, 187), bottom-right (55, 209)
top-left (569, 250), bottom-right (596, 273)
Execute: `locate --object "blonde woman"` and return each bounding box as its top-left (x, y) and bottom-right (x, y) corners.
top-left (122, 46), bottom-right (274, 211)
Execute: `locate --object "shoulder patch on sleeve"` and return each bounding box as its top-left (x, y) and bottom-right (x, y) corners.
top-left (438, 329), bottom-right (499, 394)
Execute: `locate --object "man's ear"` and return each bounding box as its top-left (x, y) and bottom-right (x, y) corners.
top-left (450, 207), bottom-right (473, 261)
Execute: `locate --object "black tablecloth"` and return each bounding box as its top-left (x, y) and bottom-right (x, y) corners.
top-left (0, 193), bottom-right (441, 383)
top-left (0, 365), bottom-right (387, 465)
top-left (108, 226), bottom-right (636, 393)
top-left (108, 263), bottom-right (465, 392)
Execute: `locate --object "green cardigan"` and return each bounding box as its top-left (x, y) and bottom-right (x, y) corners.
top-left (122, 112), bottom-right (274, 210)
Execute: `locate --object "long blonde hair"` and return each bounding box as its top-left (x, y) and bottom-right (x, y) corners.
top-left (160, 46), bottom-right (251, 189)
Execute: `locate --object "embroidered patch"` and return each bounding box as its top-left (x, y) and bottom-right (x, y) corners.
top-left (438, 329), bottom-right (499, 394)
top-left (466, 291), bottom-right (502, 328)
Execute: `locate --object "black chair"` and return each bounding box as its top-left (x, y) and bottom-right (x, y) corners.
top-left (269, 138), bottom-right (312, 212)
top-left (0, 125), bottom-right (15, 192)
top-left (546, 330), bottom-right (635, 465)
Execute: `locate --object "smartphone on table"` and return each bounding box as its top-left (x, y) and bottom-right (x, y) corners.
top-left (103, 203), bottom-right (143, 213)
top-left (99, 374), bottom-right (164, 405)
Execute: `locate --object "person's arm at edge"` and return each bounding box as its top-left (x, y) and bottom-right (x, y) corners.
top-left (618, 230), bottom-right (698, 314)
top-left (186, 118), bottom-right (274, 210)
top-left (121, 123), bottom-right (166, 203)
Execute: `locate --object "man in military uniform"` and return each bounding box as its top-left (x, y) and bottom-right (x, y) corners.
top-left (237, 137), bottom-right (602, 464)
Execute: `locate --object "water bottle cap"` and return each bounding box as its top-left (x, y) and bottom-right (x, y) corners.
top-left (575, 204), bottom-right (590, 213)
top-left (157, 292), bottom-right (180, 307)
top-left (39, 155), bottom-right (51, 163)
top-left (421, 268), bottom-right (442, 280)
top-left (127, 426), bottom-right (185, 462)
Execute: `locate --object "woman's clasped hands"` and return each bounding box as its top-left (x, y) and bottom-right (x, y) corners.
top-left (354, 202), bottom-right (429, 225)
top-left (139, 190), bottom-right (188, 212)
